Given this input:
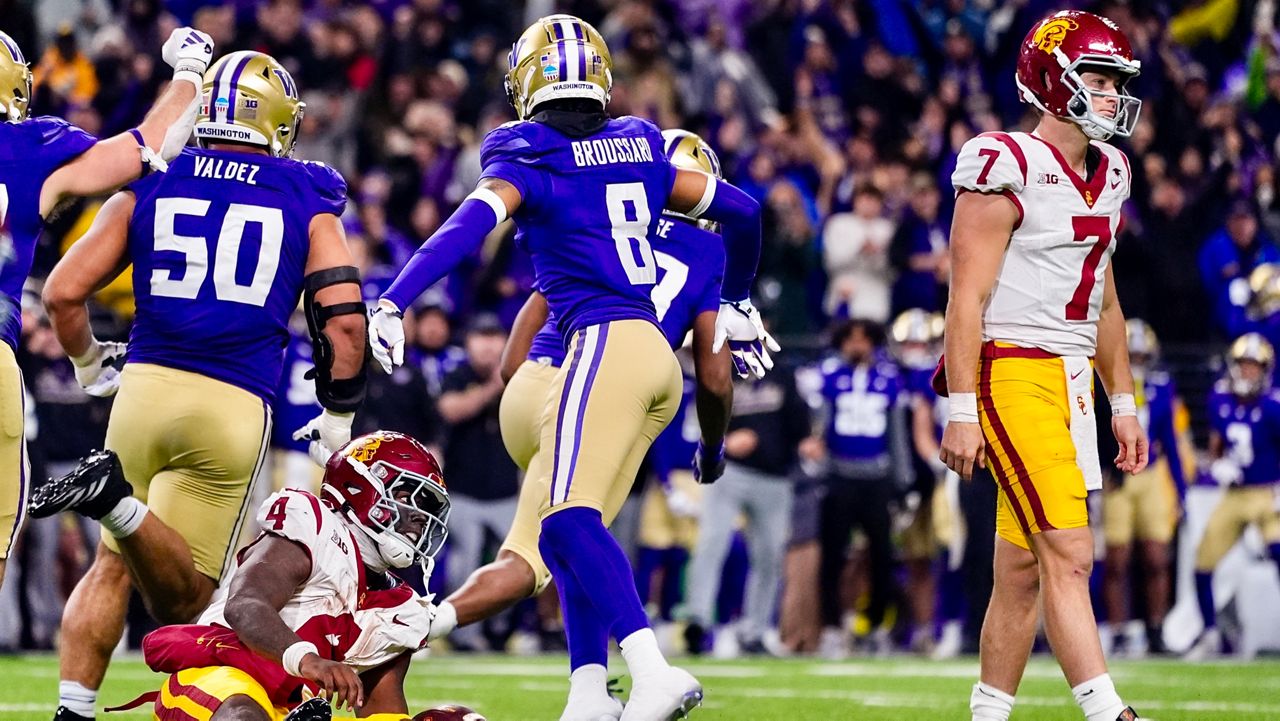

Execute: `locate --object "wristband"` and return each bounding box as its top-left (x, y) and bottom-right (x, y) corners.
top-left (172, 69), bottom-right (204, 90)
top-left (948, 392), bottom-right (979, 423)
top-left (1110, 393), bottom-right (1137, 417)
top-left (281, 641), bottom-right (318, 677)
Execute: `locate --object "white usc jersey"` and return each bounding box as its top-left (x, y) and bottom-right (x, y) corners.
top-left (200, 489), bottom-right (432, 671)
top-left (952, 131), bottom-right (1130, 357)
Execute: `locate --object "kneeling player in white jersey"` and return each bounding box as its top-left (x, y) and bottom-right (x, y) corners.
top-left (938, 11), bottom-right (1148, 721)
top-left (127, 431), bottom-right (449, 721)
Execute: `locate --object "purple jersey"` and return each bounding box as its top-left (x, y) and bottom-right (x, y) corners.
top-left (0, 117), bottom-right (97, 349)
top-left (819, 357), bottom-right (904, 460)
top-left (526, 217), bottom-right (725, 366)
top-left (479, 117), bottom-right (678, 338)
top-left (126, 147), bottom-right (347, 401)
top-left (1138, 369), bottom-right (1185, 491)
top-left (1208, 381), bottom-right (1280, 486)
top-left (271, 328), bottom-right (321, 452)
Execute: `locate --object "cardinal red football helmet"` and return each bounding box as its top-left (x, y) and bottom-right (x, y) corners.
top-left (1015, 10), bottom-right (1141, 140)
top-left (322, 430), bottom-right (449, 574)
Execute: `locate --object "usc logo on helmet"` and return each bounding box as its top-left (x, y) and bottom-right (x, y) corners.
top-left (1033, 17), bottom-right (1078, 55)
top-left (348, 434), bottom-right (386, 463)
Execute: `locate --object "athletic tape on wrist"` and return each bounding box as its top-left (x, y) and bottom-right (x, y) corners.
top-left (1110, 393), bottom-right (1137, 417)
top-left (948, 392), bottom-right (979, 423)
top-left (281, 641), bottom-right (318, 677)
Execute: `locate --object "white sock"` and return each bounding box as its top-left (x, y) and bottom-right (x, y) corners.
top-left (970, 682), bottom-right (1014, 721)
top-left (59, 680), bottom-right (97, 718)
top-left (1072, 673), bottom-right (1126, 721)
top-left (568, 663), bottom-right (610, 699)
top-left (620, 628), bottom-right (669, 679)
top-left (100, 497), bottom-right (147, 539)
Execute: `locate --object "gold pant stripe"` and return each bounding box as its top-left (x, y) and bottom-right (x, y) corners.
top-left (217, 401), bottom-right (272, 581)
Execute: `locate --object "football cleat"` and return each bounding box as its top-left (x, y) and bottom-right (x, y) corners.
top-left (559, 694), bottom-right (623, 721)
top-left (28, 450), bottom-right (132, 520)
top-left (619, 667), bottom-right (702, 721)
top-left (284, 698), bottom-right (332, 721)
top-left (1116, 706), bottom-right (1140, 721)
top-left (52, 707), bottom-right (93, 721)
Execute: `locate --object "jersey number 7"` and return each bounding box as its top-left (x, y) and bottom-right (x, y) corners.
top-left (1065, 216), bottom-right (1112, 321)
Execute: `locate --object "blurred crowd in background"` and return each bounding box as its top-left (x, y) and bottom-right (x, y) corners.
top-left (3, 0), bottom-right (1280, 662)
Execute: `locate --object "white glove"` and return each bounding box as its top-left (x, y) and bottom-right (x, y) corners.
top-left (71, 340), bottom-right (127, 397)
top-left (666, 487), bottom-right (700, 519)
top-left (426, 600), bottom-right (458, 643)
top-left (161, 27), bottom-right (214, 88)
top-left (1209, 458), bottom-right (1244, 487)
top-left (369, 299), bottom-right (406, 374)
top-left (292, 410), bottom-right (355, 466)
top-left (712, 299), bottom-right (781, 379)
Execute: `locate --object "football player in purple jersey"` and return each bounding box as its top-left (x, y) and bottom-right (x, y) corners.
top-left (370, 14), bottom-right (775, 720)
top-left (32, 51), bottom-right (367, 721)
top-left (417, 129), bottom-right (734, 721)
top-left (0, 25), bottom-right (212, 596)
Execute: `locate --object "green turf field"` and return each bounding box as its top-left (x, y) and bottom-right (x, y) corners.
top-left (1, 653), bottom-right (1278, 720)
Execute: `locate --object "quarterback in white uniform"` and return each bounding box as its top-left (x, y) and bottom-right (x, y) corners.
top-left (938, 10), bottom-right (1148, 721)
top-left (138, 431), bottom-right (450, 721)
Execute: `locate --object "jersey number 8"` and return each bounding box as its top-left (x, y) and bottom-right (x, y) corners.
top-left (606, 182), bottom-right (656, 286)
top-left (152, 197), bottom-right (283, 307)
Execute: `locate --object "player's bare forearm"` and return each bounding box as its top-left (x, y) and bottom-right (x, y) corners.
top-left (356, 653), bottom-right (411, 716)
top-left (223, 536), bottom-right (312, 662)
top-left (502, 291), bottom-right (548, 383)
top-left (42, 191), bottom-right (134, 357)
top-left (133, 78), bottom-right (199, 148)
top-left (912, 396), bottom-right (942, 461)
top-left (40, 80), bottom-right (197, 215)
top-left (1093, 266), bottom-right (1134, 397)
top-left (943, 191), bottom-right (1015, 393)
top-left (692, 309), bottom-right (733, 450)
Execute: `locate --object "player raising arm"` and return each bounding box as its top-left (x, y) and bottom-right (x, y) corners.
top-left (0, 25), bottom-right (212, 592)
top-left (32, 51), bottom-right (367, 721)
top-left (937, 10), bottom-right (1147, 721)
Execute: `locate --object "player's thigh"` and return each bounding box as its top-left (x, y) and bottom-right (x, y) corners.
top-left (1239, 485), bottom-right (1280, 545)
top-left (110, 365), bottom-right (271, 581)
top-left (539, 320), bottom-right (681, 516)
top-left (1130, 463), bottom-right (1178, 544)
top-left (638, 480), bottom-right (677, 549)
top-left (980, 356), bottom-right (1087, 540)
top-left (0, 345), bottom-right (28, 561)
top-left (499, 450), bottom-right (554, 595)
top-left (1101, 481), bottom-right (1135, 548)
top-left (1195, 491), bottom-right (1251, 570)
top-left (156, 666), bottom-right (285, 721)
top-left (499, 360), bottom-right (559, 471)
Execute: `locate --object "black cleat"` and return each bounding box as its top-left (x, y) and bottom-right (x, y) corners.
top-left (284, 698), bottom-right (332, 721)
top-left (1117, 707), bottom-right (1140, 721)
top-left (53, 706), bottom-right (93, 721)
top-left (683, 622), bottom-right (707, 656)
top-left (28, 450), bottom-right (132, 520)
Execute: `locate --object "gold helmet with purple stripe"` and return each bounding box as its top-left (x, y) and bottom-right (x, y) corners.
top-left (0, 31), bottom-right (33, 122)
top-left (505, 15), bottom-right (612, 120)
top-left (195, 51), bottom-right (304, 157)
top-left (661, 129), bottom-right (722, 230)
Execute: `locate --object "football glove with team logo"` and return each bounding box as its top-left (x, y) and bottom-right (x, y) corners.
top-left (71, 340), bottom-right (127, 397)
top-left (161, 27), bottom-right (214, 85)
top-left (369, 299), bottom-right (406, 374)
top-left (293, 410), bottom-right (355, 466)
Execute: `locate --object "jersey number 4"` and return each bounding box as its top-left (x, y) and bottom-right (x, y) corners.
top-left (152, 198), bottom-right (283, 307)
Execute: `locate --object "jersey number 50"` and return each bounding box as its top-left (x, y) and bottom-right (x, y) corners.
top-left (152, 198), bottom-right (283, 307)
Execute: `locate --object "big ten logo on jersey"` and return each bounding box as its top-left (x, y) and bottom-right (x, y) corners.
top-left (330, 529), bottom-right (350, 555)
top-left (1038, 172), bottom-right (1060, 186)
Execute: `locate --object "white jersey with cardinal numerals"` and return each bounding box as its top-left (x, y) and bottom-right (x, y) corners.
top-left (199, 488), bottom-right (434, 672)
top-left (952, 131), bottom-right (1130, 357)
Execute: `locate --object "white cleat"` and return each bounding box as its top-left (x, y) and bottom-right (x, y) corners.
top-left (620, 667), bottom-right (703, 721)
top-left (560, 695), bottom-right (624, 721)
top-left (1183, 627), bottom-right (1222, 661)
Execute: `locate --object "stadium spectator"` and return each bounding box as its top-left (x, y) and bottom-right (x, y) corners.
top-left (823, 187), bottom-right (896, 323)
top-left (437, 315), bottom-right (519, 650)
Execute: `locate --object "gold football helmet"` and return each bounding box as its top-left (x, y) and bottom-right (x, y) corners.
top-left (1227, 332), bottom-right (1275, 398)
top-left (1124, 318), bottom-right (1159, 367)
top-left (1249, 263), bottom-right (1280, 319)
top-left (889, 308), bottom-right (945, 370)
top-left (505, 15), bottom-right (612, 120)
top-left (0, 31), bottom-right (32, 122)
top-left (195, 51), bottom-right (304, 157)
top-left (661, 129), bottom-right (722, 230)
